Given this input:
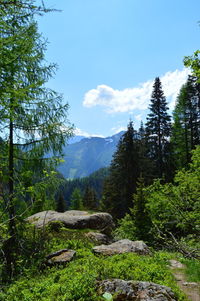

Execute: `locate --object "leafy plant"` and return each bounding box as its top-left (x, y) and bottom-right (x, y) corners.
top-left (102, 292), bottom-right (113, 301)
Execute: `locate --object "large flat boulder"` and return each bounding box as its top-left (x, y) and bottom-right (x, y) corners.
top-left (98, 279), bottom-right (177, 301)
top-left (26, 210), bottom-right (114, 233)
top-left (93, 239), bottom-right (150, 255)
top-left (46, 249), bottom-right (76, 265)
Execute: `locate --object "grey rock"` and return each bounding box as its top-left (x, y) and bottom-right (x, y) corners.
top-left (98, 279), bottom-right (177, 301)
top-left (182, 282), bottom-right (199, 287)
top-left (85, 232), bottom-right (113, 244)
top-left (169, 260), bottom-right (185, 269)
top-left (26, 210), bottom-right (114, 233)
top-left (46, 249), bottom-right (76, 265)
top-left (93, 239), bottom-right (151, 256)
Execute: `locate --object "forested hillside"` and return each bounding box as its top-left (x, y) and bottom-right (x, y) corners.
top-left (57, 132), bottom-right (123, 178)
top-left (56, 167), bottom-right (109, 210)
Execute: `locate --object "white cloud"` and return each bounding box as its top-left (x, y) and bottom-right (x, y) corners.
top-left (75, 127), bottom-right (104, 138)
top-left (135, 114), bottom-right (143, 121)
top-left (161, 69), bottom-right (190, 110)
top-left (83, 68), bottom-right (190, 113)
top-left (111, 125), bottom-right (127, 134)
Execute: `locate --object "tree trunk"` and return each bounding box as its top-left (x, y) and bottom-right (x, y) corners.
top-left (3, 117), bottom-right (17, 282)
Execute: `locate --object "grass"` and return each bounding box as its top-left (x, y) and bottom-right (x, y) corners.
top-left (182, 259), bottom-right (200, 282)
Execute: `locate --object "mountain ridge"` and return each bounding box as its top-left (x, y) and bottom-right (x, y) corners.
top-left (57, 131), bottom-right (124, 179)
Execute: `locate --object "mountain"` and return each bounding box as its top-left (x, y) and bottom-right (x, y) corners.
top-left (57, 131), bottom-right (124, 178)
top-left (68, 135), bottom-right (85, 144)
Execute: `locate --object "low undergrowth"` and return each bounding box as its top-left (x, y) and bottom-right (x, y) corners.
top-left (181, 259), bottom-right (200, 282)
top-left (0, 228), bottom-right (187, 301)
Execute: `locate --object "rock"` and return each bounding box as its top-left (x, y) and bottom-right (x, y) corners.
top-left (26, 210), bottom-right (114, 233)
top-left (182, 282), bottom-right (199, 287)
top-left (98, 279), bottom-right (177, 301)
top-left (169, 260), bottom-right (185, 269)
top-left (93, 239), bottom-right (150, 256)
top-left (85, 232), bottom-right (113, 244)
top-left (46, 249), bottom-right (76, 265)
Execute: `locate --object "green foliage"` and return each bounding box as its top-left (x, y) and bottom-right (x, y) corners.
top-left (146, 145), bottom-right (200, 239)
top-left (83, 186), bottom-right (98, 210)
top-left (102, 292), bottom-right (113, 301)
top-left (102, 121), bottom-right (145, 219)
top-left (58, 167), bottom-right (109, 209)
top-left (0, 227), bottom-right (186, 301)
top-left (171, 83), bottom-right (190, 169)
top-left (114, 213), bottom-right (137, 241)
top-left (130, 178), bottom-right (152, 241)
top-left (184, 50), bottom-right (200, 79)
top-left (171, 75), bottom-right (200, 170)
top-left (115, 146), bottom-right (200, 246)
top-left (56, 193), bottom-right (66, 213)
top-left (145, 77), bottom-right (171, 180)
top-left (182, 259), bottom-right (200, 282)
top-left (114, 178), bottom-right (152, 242)
top-left (0, 0), bottom-right (73, 281)
top-left (70, 188), bottom-right (83, 210)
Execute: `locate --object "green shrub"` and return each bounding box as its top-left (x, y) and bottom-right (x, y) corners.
top-left (113, 214), bottom-right (137, 241)
top-left (1, 250), bottom-right (186, 300)
top-left (182, 259), bottom-right (200, 282)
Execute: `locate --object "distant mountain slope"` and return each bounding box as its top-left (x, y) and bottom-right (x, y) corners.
top-left (68, 135), bottom-right (85, 144)
top-left (58, 132), bottom-right (124, 178)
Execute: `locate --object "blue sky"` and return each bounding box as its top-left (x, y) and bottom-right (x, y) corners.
top-left (38, 0), bottom-right (200, 137)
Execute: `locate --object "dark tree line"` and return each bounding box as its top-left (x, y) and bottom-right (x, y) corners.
top-left (55, 167), bottom-right (109, 211)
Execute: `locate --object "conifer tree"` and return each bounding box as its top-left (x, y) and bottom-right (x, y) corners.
top-left (102, 121), bottom-right (140, 219)
top-left (130, 177), bottom-right (152, 241)
top-left (83, 186), bottom-right (98, 210)
top-left (172, 75), bottom-right (200, 169)
top-left (0, 1), bottom-right (73, 280)
top-left (137, 122), bottom-right (155, 184)
top-left (145, 77), bottom-right (171, 179)
top-left (56, 193), bottom-right (66, 213)
top-left (70, 188), bottom-right (83, 210)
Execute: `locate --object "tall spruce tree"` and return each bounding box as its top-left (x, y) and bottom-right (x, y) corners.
top-left (0, 1), bottom-right (73, 280)
top-left (102, 121), bottom-right (141, 219)
top-left (145, 77), bottom-right (171, 179)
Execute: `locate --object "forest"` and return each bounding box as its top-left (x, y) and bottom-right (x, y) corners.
top-left (0, 1), bottom-right (199, 300)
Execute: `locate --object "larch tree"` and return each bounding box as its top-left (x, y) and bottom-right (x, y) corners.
top-left (0, 1), bottom-right (73, 280)
top-left (172, 75), bottom-right (200, 170)
top-left (145, 77), bottom-right (171, 180)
